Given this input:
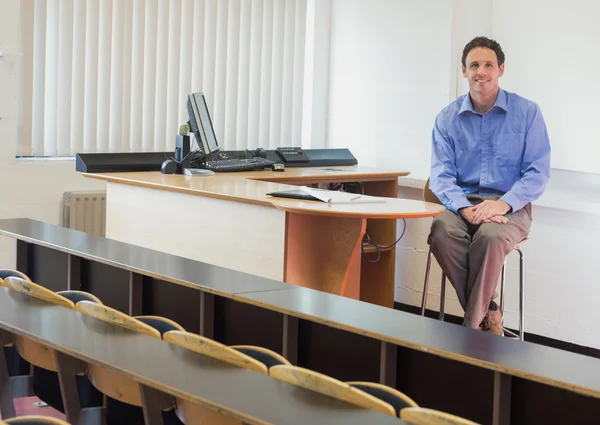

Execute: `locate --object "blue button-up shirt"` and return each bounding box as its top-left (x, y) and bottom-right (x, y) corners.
top-left (430, 89), bottom-right (551, 214)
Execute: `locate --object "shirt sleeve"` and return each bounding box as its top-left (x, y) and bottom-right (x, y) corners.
top-left (500, 103), bottom-right (551, 212)
top-left (430, 111), bottom-right (472, 214)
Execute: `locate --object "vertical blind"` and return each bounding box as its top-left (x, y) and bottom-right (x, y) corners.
top-left (18, 0), bottom-right (308, 156)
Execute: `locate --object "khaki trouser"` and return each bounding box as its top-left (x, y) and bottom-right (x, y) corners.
top-left (428, 195), bottom-right (532, 328)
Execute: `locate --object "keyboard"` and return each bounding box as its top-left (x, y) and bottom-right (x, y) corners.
top-left (201, 157), bottom-right (275, 172)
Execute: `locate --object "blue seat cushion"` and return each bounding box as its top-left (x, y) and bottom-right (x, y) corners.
top-left (104, 317), bottom-right (182, 424)
top-left (350, 383), bottom-right (412, 417)
top-left (136, 317), bottom-right (180, 337)
top-left (232, 347), bottom-right (285, 369)
top-left (33, 366), bottom-right (103, 413)
top-left (60, 292), bottom-right (98, 304)
top-left (0, 270), bottom-right (24, 280)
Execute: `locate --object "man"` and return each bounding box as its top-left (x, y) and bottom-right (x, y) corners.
top-left (428, 36), bottom-right (550, 335)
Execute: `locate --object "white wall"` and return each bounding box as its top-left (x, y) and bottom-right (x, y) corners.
top-left (327, 0), bottom-right (452, 181)
top-left (0, 1), bottom-right (106, 267)
top-left (492, 0), bottom-right (600, 174)
top-left (328, 0), bottom-right (600, 349)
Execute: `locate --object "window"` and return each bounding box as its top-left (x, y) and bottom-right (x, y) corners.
top-left (18, 0), bottom-right (310, 156)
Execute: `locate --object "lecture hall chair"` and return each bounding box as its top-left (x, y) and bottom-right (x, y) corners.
top-left (163, 330), bottom-right (291, 425)
top-left (269, 364), bottom-right (417, 418)
top-left (346, 381), bottom-right (418, 418)
top-left (400, 407), bottom-right (480, 425)
top-left (420, 178), bottom-right (527, 339)
top-left (2, 276), bottom-right (104, 412)
top-left (0, 270), bottom-right (31, 287)
top-left (75, 301), bottom-right (184, 425)
top-left (0, 270), bottom-right (33, 377)
top-left (4, 416), bottom-right (71, 425)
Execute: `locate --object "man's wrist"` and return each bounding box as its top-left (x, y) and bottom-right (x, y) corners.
top-left (499, 200), bottom-right (512, 214)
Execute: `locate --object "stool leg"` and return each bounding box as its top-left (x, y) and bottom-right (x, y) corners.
top-left (517, 247), bottom-right (525, 340)
top-left (440, 273), bottom-right (446, 321)
top-left (420, 249), bottom-right (433, 316)
top-left (500, 260), bottom-right (507, 312)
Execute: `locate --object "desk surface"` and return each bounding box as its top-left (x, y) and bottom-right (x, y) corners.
top-left (0, 287), bottom-right (404, 425)
top-left (0, 218), bottom-right (289, 298)
top-left (271, 198), bottom-right (444, 219)
top-left (83, 166), bottom-right (411, 206)
top-left (234, 287), bottom-right (600, 400)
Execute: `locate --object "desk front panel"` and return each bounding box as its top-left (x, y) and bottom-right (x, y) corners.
top-left (106, 181), bottom-right (286, 281)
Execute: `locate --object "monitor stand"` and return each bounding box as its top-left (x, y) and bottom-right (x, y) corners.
top-left (183, 168), bottom-right (215, 176)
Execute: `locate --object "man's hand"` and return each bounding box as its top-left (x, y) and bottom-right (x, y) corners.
top-left (484, 215), bottom-right (508, 224)
top-left (458, 206), bottom-right (477, 224)
top-left (459, 204), bottom-right (509, 225)
top-left (471, 200), bottom-right (511, 224)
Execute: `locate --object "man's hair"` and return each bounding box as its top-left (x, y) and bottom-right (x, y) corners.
top-left (461, 36), bottom-right (505, 67)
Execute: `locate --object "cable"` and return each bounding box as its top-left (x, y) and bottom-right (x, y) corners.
top-left (333, 182), bottom-right (365, 195)
top-left (380, 218), bottom-right (407, 249)
top-left (361, 235), bottom-right (381, 263)
top-left (361, 219), bottom-right (407, 262)
top-left (357, 182), bottom-right (365, 195)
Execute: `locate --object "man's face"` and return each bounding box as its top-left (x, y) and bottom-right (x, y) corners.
top-left (462, 47), bottom-right (504, 96)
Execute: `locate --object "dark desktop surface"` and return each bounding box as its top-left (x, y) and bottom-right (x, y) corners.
top-left (75, 152), bottom-right (172, 173)
top-left (76, 148), bottom-right (358, 173)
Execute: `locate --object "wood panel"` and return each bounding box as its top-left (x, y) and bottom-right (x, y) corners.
top-left (510, 377), bottom-right (600, 425)
top-left (214, 296), bottom-right (284, 354)
top-left (0, 218), bottom-right (290, 298)
top-left (105, 182), bottom-right (287, 282)
top-left (81, 260), bottom-right (131, 313)
top-left (84, 166), bottom-right (410, 206)
top-left (142, 278), bottom-right (201, 333)
top-left (363, 180), bottom-right (400, 245)
top-left (396, 347), bottom-right (494, 425)
top-left (360, 250), bottom-right (395, 307)
top-left (27, 244), bottom-right (69, 291)
top-left (298, 320), bottom-right (381, 383)
top-left (284, 213), bottom-right (365, 299)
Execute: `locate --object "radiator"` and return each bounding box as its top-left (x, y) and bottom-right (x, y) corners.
top-left (62, 191), bottom-right (107, 236)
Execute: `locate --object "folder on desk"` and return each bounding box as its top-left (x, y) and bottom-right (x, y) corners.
top-left (267, 186), bottom-right (386, 204)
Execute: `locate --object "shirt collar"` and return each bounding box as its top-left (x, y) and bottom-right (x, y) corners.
top-left (459, 88), bottom-right (508, 115)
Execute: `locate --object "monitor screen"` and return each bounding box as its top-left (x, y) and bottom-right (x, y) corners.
top-left (187, 92), bottom-right (220, 154)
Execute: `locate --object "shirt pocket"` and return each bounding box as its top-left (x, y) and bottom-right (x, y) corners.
top-left (495, 133), bottom-right (525, 172)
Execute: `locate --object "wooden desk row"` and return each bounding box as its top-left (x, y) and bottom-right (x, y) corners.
top-left (1, 218), bottom-right (600, 425)
top-left (0, 287), bottom-right (402, 425)
top-left (84, 166), bottom-right (444, 307)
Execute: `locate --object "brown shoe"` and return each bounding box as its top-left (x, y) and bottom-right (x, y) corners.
top-left (481, 303), bottom-right (504, 336)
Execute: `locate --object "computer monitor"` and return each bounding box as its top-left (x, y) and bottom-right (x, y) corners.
top-left (186, 92), bottom-right (220, 155)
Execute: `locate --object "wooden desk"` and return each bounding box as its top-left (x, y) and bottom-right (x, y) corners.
top-left (83, 166), bottom-right (443, 307)
top-left (0, 218), bottom-right (288, 309)
top-left (271, 198), bottom-right (442, 304)
top-left (234, 286), bottom-right (600, 399)
top-left (4, 219), bottom-right (600, 425)
top-left (0, 287), bottom-right (404, 425)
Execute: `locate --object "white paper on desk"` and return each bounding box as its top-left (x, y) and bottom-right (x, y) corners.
top-left (299, 186), bottom-right (386, 204)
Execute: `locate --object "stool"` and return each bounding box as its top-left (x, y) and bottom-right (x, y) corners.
top-left (420, 178), bottom-right (526, 340)
top-left (420, 241), bottom-right (526, 339)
